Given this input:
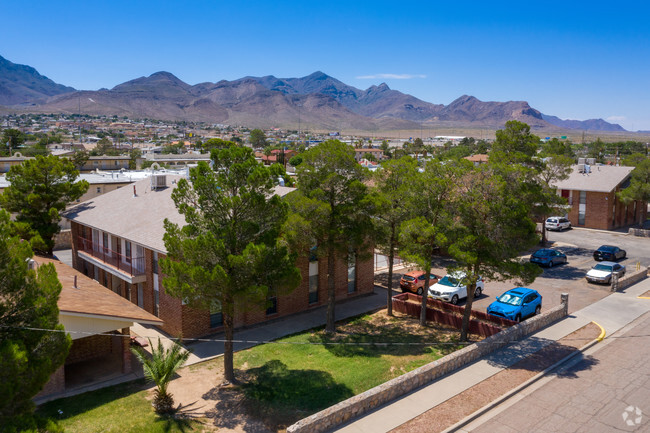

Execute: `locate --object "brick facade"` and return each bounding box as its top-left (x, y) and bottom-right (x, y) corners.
top-left (70, 221), bottom-right (375, 339)
top-left (66, 334), bottom-right (114, 364)
top-left (563, 189), bottom-right (647, 230)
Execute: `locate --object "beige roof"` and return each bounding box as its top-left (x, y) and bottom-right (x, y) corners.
top-left (464, 154), bottom-right (489, 163)
top-left (64, 175), bottom-right (296, 254)
top-left (35, 256), bottom-right (161, 325)
top-left (552, 165), bottom-right (634, 193)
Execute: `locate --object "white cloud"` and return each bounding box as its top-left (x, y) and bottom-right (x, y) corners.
top-left (606, 115), bottom-right (626, 122)
top-left (356, 73), bottom-right (427, 80)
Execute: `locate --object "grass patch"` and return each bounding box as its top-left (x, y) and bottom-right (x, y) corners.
top-left (37, 379), bottom-right (207, 433)
top-left (235, 311), bottom-right (463, 428)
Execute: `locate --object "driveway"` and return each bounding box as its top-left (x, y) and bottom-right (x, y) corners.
top-left (388, 227), bottom-right (649, 316)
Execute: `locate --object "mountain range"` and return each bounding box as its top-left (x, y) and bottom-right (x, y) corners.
top-left (0, 55), bottom-right (626, 132)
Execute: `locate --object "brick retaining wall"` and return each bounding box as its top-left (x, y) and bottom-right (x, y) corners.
top-left (286, 294), bottom-right (569, 433)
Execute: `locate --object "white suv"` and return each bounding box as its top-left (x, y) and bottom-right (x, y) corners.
top-left (545, 216), bottom-right (571, 231)
top-left (428, 272), bottom-right (485, 305)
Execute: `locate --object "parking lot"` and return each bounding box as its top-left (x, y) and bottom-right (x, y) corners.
top-left (391, 226), bottom-right (650, 316)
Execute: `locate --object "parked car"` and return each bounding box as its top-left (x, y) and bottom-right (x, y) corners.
top-left (487, 288), bottom-right (542, 322)
top-left (545, 216), bottom-right (571, 231)
top-left (530, 248), bottom-right (567, 268)
top-left (428, 272), bottom-right (484, 305)
top-left (586, 261), bottom-right (626, 284)
top-left (593, 245), bottom-right (626, 261)
top-left (399, 271), bottom-right (439, 295)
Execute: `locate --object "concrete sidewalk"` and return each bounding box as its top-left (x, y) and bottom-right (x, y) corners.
top-left (332, 278), bottom-right (650, 433)
top-left (133, 285), bottom-right (395, 366)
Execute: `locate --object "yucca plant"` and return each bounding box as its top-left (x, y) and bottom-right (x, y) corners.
top-left (131, 338), bottom-right (191, 414)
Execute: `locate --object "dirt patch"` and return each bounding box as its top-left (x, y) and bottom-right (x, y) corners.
top-left (390, 322), bottom-right (600, 433)
top-left (337, 309), bottom-right (463, 339)
top-left (640, 290), bottom-right (650, 298)
top-left (161, 360), bottom-right (273, 433)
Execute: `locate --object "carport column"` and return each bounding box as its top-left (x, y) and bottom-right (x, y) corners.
top-left (121, 327), bottom-right (132, 374)
top-left (560, 293), bottom-right (569, 316)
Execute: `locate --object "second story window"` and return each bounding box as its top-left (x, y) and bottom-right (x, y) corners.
top-left (125, 241), bottom-right (132, 263)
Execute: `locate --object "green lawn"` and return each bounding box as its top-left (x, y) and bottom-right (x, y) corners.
top-left (36, 312), bottom-right (462, 432)
top-left (234, 312), bottom-right (461, 428)
top-left (37, 380), bottom-right (207, 433)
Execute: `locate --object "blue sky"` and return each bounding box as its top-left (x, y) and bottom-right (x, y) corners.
top-left (2, 1), bottom-right (650, 130)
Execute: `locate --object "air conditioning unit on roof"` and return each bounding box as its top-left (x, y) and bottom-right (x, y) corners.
top-left (151, 174), bottom-right (166, 190)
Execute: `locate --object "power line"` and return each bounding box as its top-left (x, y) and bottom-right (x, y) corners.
top-left (0, 324), bottom-right (599, 347)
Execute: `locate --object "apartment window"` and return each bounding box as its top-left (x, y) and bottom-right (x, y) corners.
top-left (102, 232), bottom-right (109, 250)
top-left (308, 261), bottom-right (319, 304)
top-left (153, 288), bottom-right (159, 317)
top-left (578, 191), bottom-right (586, 225)
top-left (96, 187), bottom-right (101, 193)
top-left (152, 251), bottom-right (159, 274)
top-left (125, 241), bottom-right (132, 263)
top-left (266, 292), bottom-right (278, 315)
top-left (137, 283), bottom-right (144, 309)
top-left (210, 301), bottom-right (223, 328)
top-left (348, 250), bottom-right (357, 294)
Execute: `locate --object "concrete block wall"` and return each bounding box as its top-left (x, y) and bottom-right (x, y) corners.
top-left (287, 295), bottom-right (570, 433)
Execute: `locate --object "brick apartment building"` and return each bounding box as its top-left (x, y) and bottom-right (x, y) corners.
top-left (552, 164), bottom-right (647, 230)
top-left (64, 175), bottom-right (373, 339)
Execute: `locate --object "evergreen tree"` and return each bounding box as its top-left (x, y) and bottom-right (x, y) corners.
top-left (160, 147), bottom-right (300, 383)
top-left (289, 140), bottom-right (372, 333)
top-left (0, 210), bottom-right (71, 430)
top-left (0, 155), bottom-right (89, 255)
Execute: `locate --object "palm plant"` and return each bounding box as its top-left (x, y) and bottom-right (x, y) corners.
top-left (131, 338), bottom-right (191, 414)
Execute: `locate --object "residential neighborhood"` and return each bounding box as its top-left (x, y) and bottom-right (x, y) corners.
top-left (2, 113), bottom-right (650, 433)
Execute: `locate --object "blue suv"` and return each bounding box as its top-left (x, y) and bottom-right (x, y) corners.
top-left (487, 288), bottom-right (542, 322)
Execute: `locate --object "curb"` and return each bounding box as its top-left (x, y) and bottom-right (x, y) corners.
top-left (594, 321), bottom-right (606, 342)
top-left (440, 323), bottom-right (602, 433)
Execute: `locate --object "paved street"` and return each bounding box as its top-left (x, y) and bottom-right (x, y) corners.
top-left (469, 310), bottom-right (650, 433)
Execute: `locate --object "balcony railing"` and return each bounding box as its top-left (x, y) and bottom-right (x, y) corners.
top-left (77, 236), bottom-right (145, 276)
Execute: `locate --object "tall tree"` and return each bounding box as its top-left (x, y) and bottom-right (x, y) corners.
top-left (289, 140), bottom-right (371, 333)
top-left (0, 210), bottom-right (71, 430)
top-left (370, 157), bottom-right (419, 315)
top-left (617, 158), bottom-right (650, 225)
top-left (399, 160), bottom-right (463, 325)
top-left (491, 120), bottom-right (540, 165)
top-left (0, 155), bottom-right (89, 255)
top-left (160, 147), bottom-right (300, 383)
top-left (2, 129), bottom-right (25, 155)
top-left (70, 149), bottom-right (90, 170)
top-left (249, 129), bottom-right (268, 148)
top-left (448, 164), bottom-right (541, 341)
top-left (536, 155), bottom-right (573, 244)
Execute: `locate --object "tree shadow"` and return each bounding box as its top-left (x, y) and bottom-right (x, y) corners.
top-left (552, 352), bottom-right (600, 379)
top-left (484, 336), bottom-right (600, 377)
top-left (202, 360), bottom-right (353, 431)
top-left (537, 264), bottom-right (592, 281)
top-left (37, 379), bottom-right (148, 420)
top-left (158, 409), bottom-right (204, 433)
top-left (309, 318), bottom-right (461, 358)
